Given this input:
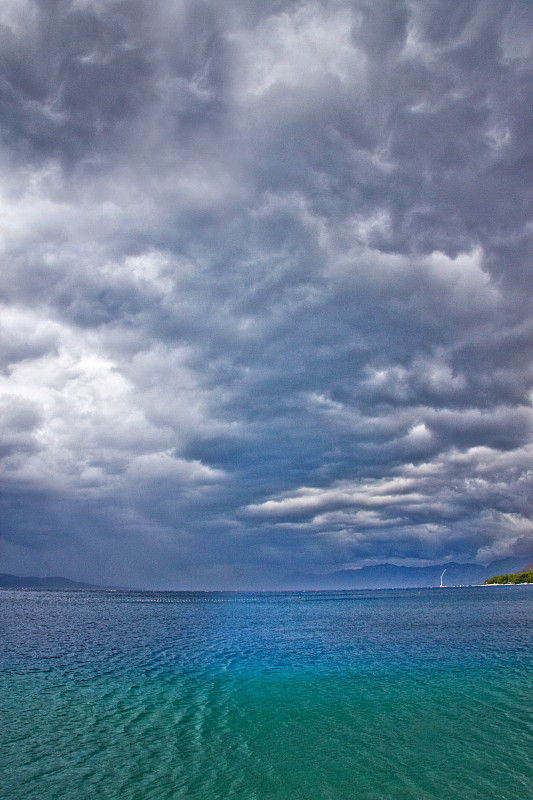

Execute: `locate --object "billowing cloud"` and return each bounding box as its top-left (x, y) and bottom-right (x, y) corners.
top-left (1, 0), bottom-right (532, 588)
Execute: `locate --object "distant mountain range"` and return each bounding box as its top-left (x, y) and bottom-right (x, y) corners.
top-left (0, 574), bottom-right (102, 590)
top-left (281, 556), bottom-right (533, 590)
top-left (2, 556), bottom-right (533, 591)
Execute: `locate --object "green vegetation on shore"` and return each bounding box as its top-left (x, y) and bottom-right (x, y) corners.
top-left (485, 566), bottom-right (533, 585)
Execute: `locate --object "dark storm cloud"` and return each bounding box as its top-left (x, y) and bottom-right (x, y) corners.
top-left (1, 0), bottom-right (532, 588)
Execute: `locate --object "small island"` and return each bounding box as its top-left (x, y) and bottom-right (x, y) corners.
top-left (485, 563), bottom-right (533, 585)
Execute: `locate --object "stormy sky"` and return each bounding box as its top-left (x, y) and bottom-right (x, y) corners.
top-left (1, 0), bottom-right (532, 589)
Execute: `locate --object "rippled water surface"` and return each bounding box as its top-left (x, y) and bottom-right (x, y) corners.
top-left (2, 587), bottom-right (532, 800)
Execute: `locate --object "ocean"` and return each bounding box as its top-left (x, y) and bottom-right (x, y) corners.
top-left (1, 586), bottom-right (532, 800)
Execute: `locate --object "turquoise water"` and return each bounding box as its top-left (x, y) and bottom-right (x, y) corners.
top-left (1, 587), bottom-right (532, 799)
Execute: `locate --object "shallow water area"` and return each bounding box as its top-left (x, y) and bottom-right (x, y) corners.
top-left (2, 586), bottom-right (532, 799)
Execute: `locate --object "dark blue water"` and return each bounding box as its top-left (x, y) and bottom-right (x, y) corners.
top-left (2, 587), bottom-right (532, 799)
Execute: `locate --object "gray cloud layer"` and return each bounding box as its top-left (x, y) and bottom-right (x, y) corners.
top-left (1, 0), bottom-right (532, 588)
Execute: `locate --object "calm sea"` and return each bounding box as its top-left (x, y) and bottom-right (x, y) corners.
top-left (1, 587), bottom-right (532, 800)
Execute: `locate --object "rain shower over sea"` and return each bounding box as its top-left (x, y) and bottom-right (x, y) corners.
top-left (2, 586), bottom-right (533, 800)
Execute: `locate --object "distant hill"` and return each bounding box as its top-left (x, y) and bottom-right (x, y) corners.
top-left (0, 574), bottom-right (101, 590)
top-left (281, 556), bottom-right (533, 590)
top-left (485, 563), bottom-right (533, 585)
